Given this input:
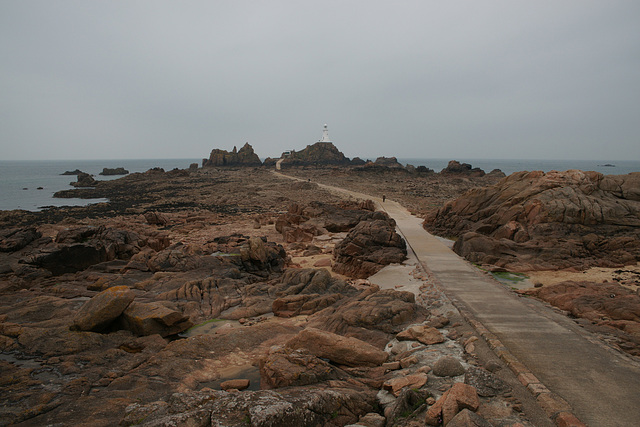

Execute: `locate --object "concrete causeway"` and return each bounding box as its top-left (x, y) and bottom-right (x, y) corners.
top-left (276, 172), bottom-right (640, 427)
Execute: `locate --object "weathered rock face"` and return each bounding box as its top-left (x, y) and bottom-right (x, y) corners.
top-left (425, 170), bottom-right (640, 271)
top-left (333, 217), bottom-right (407, 278)
top-left (203, 142), bottom-right (262, 167)
top-left (277, 142), bottom-right (351, 168)
top-left (522, 280), bottom-right (640, 356)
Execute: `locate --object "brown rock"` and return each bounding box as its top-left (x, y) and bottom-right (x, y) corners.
top-left (433, 356), bottom-right (466, 377)
top-left (425, 383), bottom-right (480, 426)
top-left (259, 347), bottom-right (346, 389)
top-left (71, 286), bottom-right (135, 332)
top-left (382, 373), bottom-right (428, 397)
top-left (220, 379), bottom-right (250, 391)
top-left (447, 408), bottom-right (493, 427)
top-left (119, 302), bottom-right (192, 337)
top-left (286, 327), bottom-right (388, 367)
top-left (333, 218), bottom-right (407, 279)
top-left (426, 170), bottom-right (640, 271)
top-left (396, 324), bottom-right (445, 345)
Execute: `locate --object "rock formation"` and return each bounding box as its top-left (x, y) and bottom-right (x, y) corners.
top-left (203, 142), bottom-right (262, 167)
top-left (440, 160), bottom-right (486, 177)
top-left (425, 170), bottom-right (640, 271)
top-left (270, 142), bottom-right (352, 168)
top-left (333, 215), bottom-right (407, 278)
top-left (99, 167), bottom-right (129, 175)
top-left (71, 172), bottom-right (98, 187)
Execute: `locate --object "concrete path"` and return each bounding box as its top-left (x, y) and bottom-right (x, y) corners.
top-left (275, 172), bottom-right (640, 427)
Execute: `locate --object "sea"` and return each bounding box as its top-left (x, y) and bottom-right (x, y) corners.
top-left (1, 158), bottom-right (639, 212)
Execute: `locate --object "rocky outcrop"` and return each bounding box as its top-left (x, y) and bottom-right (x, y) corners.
top-left (71, 172), bottom-right (98, 187)
top-left (425, 170), bottom-right (640, 271)
top-left (118, 301), bottom-right (192, 337)
top-left (99, 167), bottom-right (129, 175)
top-left (259, 346), bottom-right (348, 388)
top-left (0, 227), bottom-right (41, 252)
top-left (333, 216), bottom-right (407, 278)
top-left (203, 142), bottom-right (262, 167)
top-left (522, 281), bottom-right (640, 356)
top-left (440, 160), bottom-right (486, 177)
top-left (275, 142), bottom-right (351, 168)
top-left (306, 287), bottom-right (428, 347)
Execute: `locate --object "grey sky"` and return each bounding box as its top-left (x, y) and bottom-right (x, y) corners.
top-left (1, 1), bottom-right (639, 161)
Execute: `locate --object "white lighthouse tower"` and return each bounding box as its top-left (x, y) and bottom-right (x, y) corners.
top-left (318, 124), bottom-right (332, 143)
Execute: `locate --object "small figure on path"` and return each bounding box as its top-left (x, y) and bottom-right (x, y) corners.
top-left (382, 195), bottom-right (386, 202)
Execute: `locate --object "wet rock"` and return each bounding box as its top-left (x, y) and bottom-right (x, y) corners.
top-left (433, 356), bottom-right (466, 377)
top-left (396, 324), bottom-right (445, 345)
top-left (99, 167), bottom-right (129, 176)
top-left (286, 327), bottom-right (388, 367)
top-left (71, 285), bottom-right (135, 332)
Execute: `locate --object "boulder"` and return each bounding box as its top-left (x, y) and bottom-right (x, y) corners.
top-left (433, 356), bottom-right (466, 377)
top-left (119, 301), bottom-right (192, 337)
top-left (425, 383), bottom-right (481, 426)
top-left (276, 142), bottom-right (351, 168)
top-left (333, 217), bottom-right (407, 279)
top-left (396, 324), bottom-right (445, 345)
top-left (286, 327), bottom-right (388, 367)
top-left (71, 285), bottom-right (135, 332)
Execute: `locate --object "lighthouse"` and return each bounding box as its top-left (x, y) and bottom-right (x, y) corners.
top-left (318, 124), bottom-right (332, 143)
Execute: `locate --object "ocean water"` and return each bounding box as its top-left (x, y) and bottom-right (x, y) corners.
top-left (0, 159), bottom-right (200, 211)
top-left (1, 158), bottom-right (638, 211)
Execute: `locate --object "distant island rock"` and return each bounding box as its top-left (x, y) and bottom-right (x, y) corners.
top-left (61, 169), bottom-right (84, 175)
top-left (203, 142), bottom-right (262, 167)
top-left (598, 164), bottom-right (616, 167)
top-left (99, 167), bottom-right (129, 176)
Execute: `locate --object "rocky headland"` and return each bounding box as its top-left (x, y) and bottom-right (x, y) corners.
top-left (0, 158), bottom-right (556, 426)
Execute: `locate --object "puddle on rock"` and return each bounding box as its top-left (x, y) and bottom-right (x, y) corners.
top-left (197, 364), bottom-right (262, 391)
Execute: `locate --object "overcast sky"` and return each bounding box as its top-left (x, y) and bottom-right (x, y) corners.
top-left (1, 1), bottom-right (639, 161)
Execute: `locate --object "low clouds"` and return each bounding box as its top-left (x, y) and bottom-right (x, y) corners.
top-left (1, 1), bottom-right (639, 160)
